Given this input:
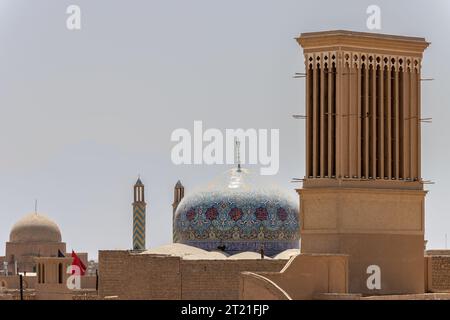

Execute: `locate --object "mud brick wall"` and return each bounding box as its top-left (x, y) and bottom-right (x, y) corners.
top-left (99, 250), bottom-right (288, 300)
top-left (426, 254), bottom-right (450, 292)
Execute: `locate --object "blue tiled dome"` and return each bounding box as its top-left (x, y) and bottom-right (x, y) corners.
top-left (173, 168), bottom-right (300, 256)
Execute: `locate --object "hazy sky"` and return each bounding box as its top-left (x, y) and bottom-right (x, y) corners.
top-left (0, 0), bottom-right (449, 259)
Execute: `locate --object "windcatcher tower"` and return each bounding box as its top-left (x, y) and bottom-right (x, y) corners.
top-left (296, 30), bottom-right (429, 294)
top-left (132, 178), bottom-right (146, 251)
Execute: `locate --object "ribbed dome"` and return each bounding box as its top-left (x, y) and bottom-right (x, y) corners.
top-left (173, 168), bottom-right (300, 256)
top-left (9, 213), bottom-right (62, 243)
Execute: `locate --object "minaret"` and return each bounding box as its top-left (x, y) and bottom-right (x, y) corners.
top-left (172, 180), bottom-right (184, 241)
top-left (132, 177), bottom-right (146, 251)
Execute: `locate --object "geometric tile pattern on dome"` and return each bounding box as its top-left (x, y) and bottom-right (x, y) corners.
top-left (174, 188), bottom-right (300, 256)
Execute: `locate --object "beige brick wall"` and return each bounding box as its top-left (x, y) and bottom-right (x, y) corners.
top-left (240, 254), bottom-right (348, 300)
top-left (181, 260), bottom-right (286, 300)
top-left (426, 250), bottom-right (450, 256)
top-left (124, 255), bottom-right (181, 300)
top-left (426, 255), bottom-right (450, 292)
top-left (5, 242), bottom-right (67, 273)
top-left (98, 250), bottom-right (287, 300)
top-left (0, 275), bottom-right (36, 290)
top-left (98, 250), bottom-right (129, 298)
top-left (98, 251), bottom-right (181, 299)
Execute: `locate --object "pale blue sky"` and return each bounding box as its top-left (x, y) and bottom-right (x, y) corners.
top-left (0, 0), bottom-right (449, 259)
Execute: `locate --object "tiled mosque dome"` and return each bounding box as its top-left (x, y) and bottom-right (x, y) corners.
top-left (173, 168), bottom-right (300, 256)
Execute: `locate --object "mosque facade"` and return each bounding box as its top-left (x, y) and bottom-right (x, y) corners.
top-left (2, 213), bottom-right (66, 274)
top-left (0, 211), bottom-right (94, 299)
top-left (0, 212), bottom-right (91, 277)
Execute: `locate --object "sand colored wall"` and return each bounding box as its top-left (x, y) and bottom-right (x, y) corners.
top-left (426, 250), bottom-right (450, 255)
top-left (0, 275), bottom-right (94, 292)
top-left (299, 187), bottom-right (425, 295)
top-left (98, 250), bottom-right (130, 299)
top-left (99, 251), bottom-right (182, 299)
top-left (2, 243), bottom-right (88, 276)
top-left (5, 242), bottom-right (66, 273)
top-left (425, 253), bottom-right (450, 293)
top-left (181, 260), bottom-right (286, 300)
top-left (35, 283), bottom-right (72, 300)
top-left (240, 272), bottom-right (291, 300)
top-left (80, 276), bottom-right (97, 289)
top-left (125, 254), bottom-right (182, 299)
top-left (0, 275), bottom-right (36, 290)
top-left (0, 290), bottom-right (36, 300)
top-left (240, 254), bottom-right (348, 300)
top-left (33, 257), bottom-right (96, 300)
top-left (0, 256), bottom-right (5, 277)
top-left (35, 257), bottom-right (73, 300)
top-left (98, 250), bottom-right (287, 300)
top-left (299, 188), bottom-right (425, 234)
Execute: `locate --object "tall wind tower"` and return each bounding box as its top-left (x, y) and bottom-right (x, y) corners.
top-left (296, 30), bottom-right (430, 295)
top-left (132, 177), bottom-right (146, 251)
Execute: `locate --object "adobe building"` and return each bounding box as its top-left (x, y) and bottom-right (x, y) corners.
top-left (1, 213), bottom-right (66, 274)
top-left (99, 244), bottom-right (302, 300)
top-left (0, 212), bottom-right (96, 300)
top-left (296, 30), bottom-right (430, 294)
top-left (34, 256), bottom-right (75, 300)
top-left (0, 212), bottom-right (88, 275)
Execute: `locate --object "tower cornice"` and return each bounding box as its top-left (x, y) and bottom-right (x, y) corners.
top-left (297, 30), bottom-right (430, 57)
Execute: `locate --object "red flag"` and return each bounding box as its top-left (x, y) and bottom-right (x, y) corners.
top-left (71, 250), bottom-right (86, 276)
